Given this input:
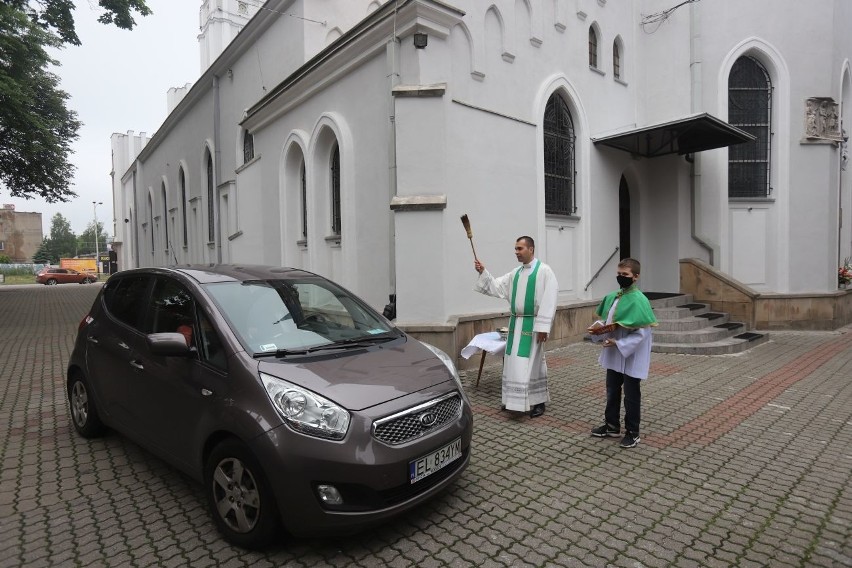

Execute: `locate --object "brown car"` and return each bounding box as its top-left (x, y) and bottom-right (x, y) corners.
top-left (36, 267), bottom-right (97, 285)
top-left (66, 265), bottom-right (472, 548)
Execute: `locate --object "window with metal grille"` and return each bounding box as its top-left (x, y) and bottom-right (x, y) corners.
top-left (243, 130), bottom-right (254, 164)
top-left (179, 168), bottom-right (187, 247)
top-left (300, 160), bottom-right (307, 241)
top-left (588, 26), bottom-right (598, 68)
top-left (728, 55), bottom-right (772, 198)
top-left (613, 40), bottom-right (621, 79)
top-left (543, 94), bottom-right (576, 215)
top-left (206, 151), bottom-right (215, 242)
top-left (330, 144), bottom-right (341, 236)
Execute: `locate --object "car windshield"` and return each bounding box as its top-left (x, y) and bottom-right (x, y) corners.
top-left (204, 278), bottom-right (397, 355)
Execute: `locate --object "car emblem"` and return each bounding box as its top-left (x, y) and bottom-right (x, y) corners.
top-left (419, 411), bottom-right (438, 428)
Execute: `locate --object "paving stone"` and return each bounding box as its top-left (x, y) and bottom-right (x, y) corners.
top-left (2, 285), bottom-right (851, 567)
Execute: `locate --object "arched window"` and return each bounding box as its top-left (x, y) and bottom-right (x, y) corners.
top-left (161, 182), bottom-right (168, 251)
top-left (300, 160), bottom-right (308, 241)
top-left (148, 194), bottom-right (155, 253)
top-left (543, 94), bottom-right (576, 215)
top-left (206, 150), bottom-right (215, 242)
top-left (243, 130), bottom-right (254, 164)
top-left (179, 168), bottom-right (187, 247)
top-left (728, 55), bottom-right (772, 198)
top-left (613, 40), bottom-right (621, 79)
top-left (588, 26), bottom-right (598, 68)
top-left (330, 143), bottom-right (341, 235)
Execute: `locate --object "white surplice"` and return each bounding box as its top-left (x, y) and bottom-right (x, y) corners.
top-left (474, 258), bottom-right (558, 411)
top-left (589, 297), bottom-right (653, 379)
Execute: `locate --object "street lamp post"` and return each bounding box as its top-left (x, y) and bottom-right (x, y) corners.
top-left (93, 201), bottom-right (103, 274)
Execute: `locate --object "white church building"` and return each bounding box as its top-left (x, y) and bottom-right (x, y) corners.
top-left (111, 0), bottom-right (852, 360)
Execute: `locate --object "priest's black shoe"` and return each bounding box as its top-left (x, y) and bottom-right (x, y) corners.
top-left (529, 403), bottom-right (545, 418)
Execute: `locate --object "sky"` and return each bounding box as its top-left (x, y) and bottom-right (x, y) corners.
top-left (2, 0), bottom-right (202, 238)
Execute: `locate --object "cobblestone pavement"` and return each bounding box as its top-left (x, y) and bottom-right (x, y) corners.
top-left (1, 284), bottom-right (850, 567)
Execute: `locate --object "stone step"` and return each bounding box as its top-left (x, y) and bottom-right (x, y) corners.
top-left (653, 302), bottom-right (710, 319)
top-left (646, 292), bottom-right (693, 308)
top-left (652, 321), bottom-right (746, 343)
top-left (600, 292), bottom-right (771, 356)
top-left (652, 332), bottom-right (769, 355)
top-left (654, 312), bottom-right (730, 331)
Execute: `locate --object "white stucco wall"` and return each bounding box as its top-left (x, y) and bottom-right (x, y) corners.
top-left (115, 0), bottom-right (852, 329)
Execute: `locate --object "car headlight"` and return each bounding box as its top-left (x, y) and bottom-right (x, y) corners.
top-left (260, 373), bottom-right (350, 440)
top-left (420, 342), bottom-right (465, 393)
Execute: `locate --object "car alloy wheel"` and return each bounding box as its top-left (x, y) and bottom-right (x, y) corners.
top-left (46, 278), bottom-right (57, 285)
top-left (68, 373), bottom-right (106, 438)
top-left (205, 439), bottom-right (280, 548)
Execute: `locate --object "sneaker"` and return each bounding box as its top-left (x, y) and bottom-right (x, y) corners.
top-left (620, 432), bottom-right (640, 448)
top-left (590, 423), bottom-right (619, 437)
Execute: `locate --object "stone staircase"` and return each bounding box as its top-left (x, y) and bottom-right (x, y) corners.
top-left (648, 293), bottom-right (768, 355)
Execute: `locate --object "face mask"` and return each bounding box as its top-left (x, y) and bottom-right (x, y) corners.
top-left (617, 275), bottom-right (634, 289)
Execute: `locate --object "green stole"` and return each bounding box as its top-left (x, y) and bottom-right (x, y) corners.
top-left (595, 286), bottom-right (658, 329)
top-left (506, 260), bottom-right (540, 358)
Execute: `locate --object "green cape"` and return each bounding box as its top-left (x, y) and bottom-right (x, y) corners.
top-left (595, 286), bottom-right (658, 329)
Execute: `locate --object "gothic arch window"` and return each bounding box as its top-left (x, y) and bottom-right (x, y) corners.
top-left (206, 150), bottom-right (215, 242)
top-left (300, 160), bottom-right (308, 241)
top-left (179, 167), bottom-right (187, 247)
top-left (728, 55), bottom-right (772, 198)
top-left (148, 194), bottom-right (154, 253)
top-left (613, 39), bottom-right (621, 79)
top-left (243, 130), bottom-right (254, 164)
top-left (161, 182), bottom-right (169, 251)
top-left (330, 143), bottom-right (341, 236)
top-left (543, 93), bottom-right (576, 215)
top-left (588, 26), bottom-right (599, 68)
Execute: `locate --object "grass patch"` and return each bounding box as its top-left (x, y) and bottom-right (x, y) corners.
top-left (0, 274), bottom-right (37, 285)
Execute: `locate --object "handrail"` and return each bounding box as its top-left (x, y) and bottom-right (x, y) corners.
top-left (584, 246), bottom-right (619, 291)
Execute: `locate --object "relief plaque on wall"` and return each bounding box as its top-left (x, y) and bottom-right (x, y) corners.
top-left (804, 97), bottom-right (842, 142)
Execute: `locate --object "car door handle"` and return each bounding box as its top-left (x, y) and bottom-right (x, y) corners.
top-left (118, 341), bottom-right (130, 350)
top-left (87, 336), bottom-right (99, 344)
top-left (201, 389), bottom-right (213, 396)
top-left (129, 360), bottom-right (144, 370)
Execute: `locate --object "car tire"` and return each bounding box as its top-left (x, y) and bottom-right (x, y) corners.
top-left (67, 372), bottom-right (106, 438)
top-left (46, 278), bottom-right (57, 286)
top-left (204, 438), bottom-right (281, 549)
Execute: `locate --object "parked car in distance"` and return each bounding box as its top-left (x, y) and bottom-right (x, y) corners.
top-left (36, 267), bottom-right (97, 285)
top-left (66, 265), bottom-right (473, 548)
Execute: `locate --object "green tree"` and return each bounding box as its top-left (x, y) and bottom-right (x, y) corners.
top-left (47, 212), bottom-right (77, 258)
top-left (0, 0), bottom-right (151, 202)
top-left (0, 254), bottom-right (11, 264)
top-left (32, 237), bottom-right (57, 264)
top-left (77, 220), bottom-right (107, 256)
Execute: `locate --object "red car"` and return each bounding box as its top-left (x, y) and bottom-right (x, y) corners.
top-left (36, 267), bottom-right (98, 285)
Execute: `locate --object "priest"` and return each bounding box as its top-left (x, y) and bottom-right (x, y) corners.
top-left (473, 236), bottom-right (558, 417)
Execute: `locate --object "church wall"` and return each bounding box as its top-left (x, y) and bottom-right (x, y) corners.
top-left (245, 52), bottom-right (393, 312)
top-left (116, 0), bottom-right (852, 338)
top-left (428, 0), bottom-right (649, 322)
top-left (693, 0), bottom-right (847, 294)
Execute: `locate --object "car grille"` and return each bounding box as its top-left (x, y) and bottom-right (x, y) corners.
top-left (372, 392), bottom-right (462, 445)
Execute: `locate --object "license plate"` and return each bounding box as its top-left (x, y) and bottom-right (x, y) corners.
top-left (409, 438), bottom-right (462, 484)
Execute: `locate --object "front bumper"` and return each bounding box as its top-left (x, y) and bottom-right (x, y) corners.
top-left (247, 395), bottom-right (473, 537)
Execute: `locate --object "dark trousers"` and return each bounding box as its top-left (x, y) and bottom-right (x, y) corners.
top-left (605, 369), bottom-right (641, 434)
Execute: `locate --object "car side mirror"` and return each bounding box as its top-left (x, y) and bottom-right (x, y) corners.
top-left (147, 332), bottom-right (193, 357)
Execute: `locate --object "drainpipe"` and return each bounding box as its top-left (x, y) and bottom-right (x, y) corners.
top-left (384, 34), bottom-right (400, 319)
top-left (689, 0), bottom-right (716, 266)
top-left (213, 74), bottom-right (222, 264)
